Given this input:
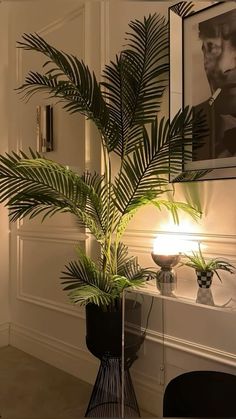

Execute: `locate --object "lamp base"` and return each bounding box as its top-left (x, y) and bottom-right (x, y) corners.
top-left (156, 268), bottom-right (177, 294)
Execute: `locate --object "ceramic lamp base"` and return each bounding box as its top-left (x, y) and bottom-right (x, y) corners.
top-left (152, 253), bottom-right (180, 295)
top-left (156, 268), bottom-right (177, 294)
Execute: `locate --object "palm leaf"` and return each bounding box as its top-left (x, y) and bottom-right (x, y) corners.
top-left (171, 2), bottom-right (194, 17)
top-left (113, 117), bottom-right (171, 215)
top-left (61, 248), bottom-right (141, 306)
top-left (113, 106), bottom-right (208, 215)
top-left (169, 106), bottom-right (209, 179)
top-left (81, 171), bottom-right (120, 235)
top-left (17, 33), bottom-right (118, 152)
top-left (101, 13), bottom-right (169, 157)
top-left (152, 199), bottom-right (201, 224)
top-left (0, 151), bottom-right (105, 241)
top-left (107, 242), bottom-right (155, 282)
top-left (61, 250), bottom-right (116, 306)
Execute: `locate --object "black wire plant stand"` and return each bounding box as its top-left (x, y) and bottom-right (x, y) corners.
top-left (84, 296), bottom-right (154, 417)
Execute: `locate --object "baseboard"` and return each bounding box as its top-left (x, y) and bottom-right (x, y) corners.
top-left (131, 368), bottom-right (163, 417)
top-left (0, 322), bottom-right (9, 347)
top-left (10, 323), bottom-right (98, 384)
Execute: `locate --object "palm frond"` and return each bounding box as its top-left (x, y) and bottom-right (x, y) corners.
top-left (81, 171), bottom-right (120, 235)
top-left (61, 250), bottom-right (116, 306)
top-left (152, 199), bottom-right (201, 224)
top-left (61, 248), bottom-right (144, 305)
top-left (171, 2), bottom-right (195, 17)
top-left (110, 242), bottom-right (155, 282)
top-left (102, 13), bottom-right (168, 157)
top-left (169, 106), bottom-right (209, 180)
top-left (17, 33), bottom-right (118, 152)
top-left (113, 117), bottom-right (171, 215)
top-left (120, 257), bottom-right (155, 283)
top-left (113, 107), bottom-right (208, 215)
top-left (108, 242), bottom-right (134, 274)
top-left (0, 151), bottom-right (105, 241)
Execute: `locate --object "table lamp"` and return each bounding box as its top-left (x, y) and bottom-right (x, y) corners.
top-left (151, 236), bottom-right (181, 293)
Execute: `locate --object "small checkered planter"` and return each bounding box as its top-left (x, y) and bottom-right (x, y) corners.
top-left (196, 270), bottom-right (214, 288)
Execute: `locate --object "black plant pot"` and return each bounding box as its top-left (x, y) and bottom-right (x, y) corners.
top-left (85, 299), bottom-right (142, 360)
top-left (86, 302), bottom-right (122, 359)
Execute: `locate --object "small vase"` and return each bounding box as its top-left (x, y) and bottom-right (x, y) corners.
top-left (196, 270), bottom-right (213, 288)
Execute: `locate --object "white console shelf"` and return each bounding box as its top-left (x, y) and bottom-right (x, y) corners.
top-left (127, 277), bottom-right (236, 312)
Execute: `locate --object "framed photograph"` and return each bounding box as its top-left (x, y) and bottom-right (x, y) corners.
top-left (169, 1), bottom-right (236, 182)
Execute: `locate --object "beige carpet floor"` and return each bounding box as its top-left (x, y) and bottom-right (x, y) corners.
top-left (0, 345), bottom-right (92, 418)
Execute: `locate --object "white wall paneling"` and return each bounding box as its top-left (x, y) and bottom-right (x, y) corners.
top-left (0, 1), bottom-right (10, 341)
top-left (7, 0), bottom-right (102, 366)
top-left (0, 323), bottom-right (10, 347)
top-left (16, 235), bottom-right (86, 317)
top-left (1, 1), bottom-right (235, 416)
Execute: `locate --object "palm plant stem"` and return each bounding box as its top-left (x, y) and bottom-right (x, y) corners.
top-left (101, 137), bottom-right (112, 274)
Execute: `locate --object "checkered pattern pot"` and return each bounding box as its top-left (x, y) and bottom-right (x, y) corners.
top-left (196, 270), bottom-right (213, 288)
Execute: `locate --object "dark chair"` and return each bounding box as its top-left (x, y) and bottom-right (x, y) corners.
top-left (163, 370), bottom-right (236, 417)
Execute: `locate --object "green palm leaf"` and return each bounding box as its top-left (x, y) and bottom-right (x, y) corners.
top-left (152, 199), bottom-right (201, 224)
top-left (17, 33), bottom-right (118, 152)
top-left (101, 13), bottom-right (168, 157)
top-left (0, 151), bottom-right (105, 241)
top-left (168, 107), bottom-right (209, 180)
top-left (113, 117), bottom-right (170, 215)
top-left (61, 248), bottom-right (135, 306)
top-left (61, 252), bottom-right (115, 306)
top-left (113, 107), bottom-right (208, 215)
top-left (81, 171), bottom-right (120, 235)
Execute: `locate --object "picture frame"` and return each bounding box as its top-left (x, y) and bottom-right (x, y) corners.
top-left (169, 1), bottom-right (236, 182)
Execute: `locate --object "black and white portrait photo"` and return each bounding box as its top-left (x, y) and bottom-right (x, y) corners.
top-left (183, 3), bottom-right (236, 167)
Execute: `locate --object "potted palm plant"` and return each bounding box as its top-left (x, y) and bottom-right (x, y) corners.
top-left (183, 243), bottom-right (235, 288)
top-left (0, 14), bottom-right (203, 358)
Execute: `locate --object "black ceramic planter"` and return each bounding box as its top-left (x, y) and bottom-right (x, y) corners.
top-left (86, 302), bottom-right (122, 359)
top-left (85, 299), bottom-right (142, 360)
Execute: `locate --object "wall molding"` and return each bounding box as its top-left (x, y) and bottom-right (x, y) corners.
top-left (0, 322), bottom-right (9, 347)
top-left (145, 328), bottom-right (236, 368)
top-left (124, 228), bottom-right (236, 242)
top-left (17, 229), bottom-right (88, 243)
top-left (17, 293), bottom-right (85, 319)
top-left (16, 235), bottom-right (85, 318)
top-left (38, 6), bottom-right (85, 39)
top-left (123, 229), bottom-right (236, 259)
top-left (100, 0), bottom-right (110, 72)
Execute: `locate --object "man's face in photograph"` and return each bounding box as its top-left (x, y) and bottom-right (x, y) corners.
top-left (199, 9), bottom-right (236, 109)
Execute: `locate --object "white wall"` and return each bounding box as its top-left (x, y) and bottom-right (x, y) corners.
top-left (0, 1), bottom-right (10, 346)
top-left (5, 0), bottom-right (101, 393)
top-left (107, 1), bottom-right (236, 415)
top-left (0, 1), bottom-right (236, 417)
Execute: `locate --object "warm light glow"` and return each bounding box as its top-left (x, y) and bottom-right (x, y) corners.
top-left (153, 235), bottom-right (198, 256)
top-left (160, 219), bottom-right (200, 235)
top-left (152, 219), bottom-right (205, 255)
